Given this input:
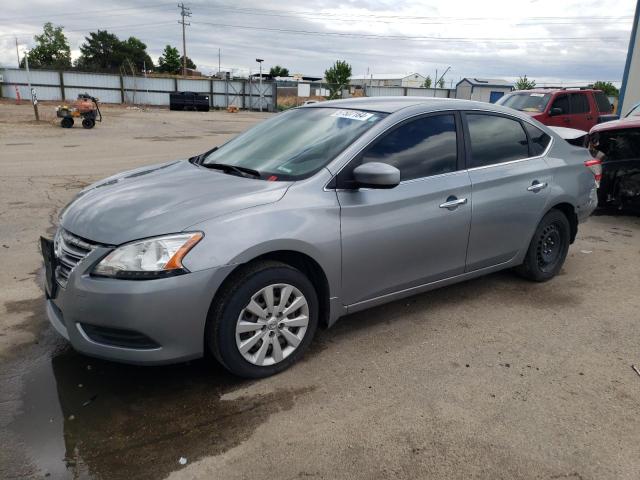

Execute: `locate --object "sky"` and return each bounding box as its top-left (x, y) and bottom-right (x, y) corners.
top-left (0, 0), bottom-right (636, 86)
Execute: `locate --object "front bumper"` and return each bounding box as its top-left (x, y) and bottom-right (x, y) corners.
top-left (45, 244), bottom-right (234, 365)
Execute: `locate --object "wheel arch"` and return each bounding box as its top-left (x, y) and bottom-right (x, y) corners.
top-left (208, 249), bottom-right (332, 332)
top-left (548, 201), bottom-right (578, 243)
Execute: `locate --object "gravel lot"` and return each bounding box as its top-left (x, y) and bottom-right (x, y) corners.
top-left (1, 102), bottom-right (639, 480)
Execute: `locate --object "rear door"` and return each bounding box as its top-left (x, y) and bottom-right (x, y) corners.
top-left (337, 112), bottom-right (472, 305)
top-left (463, 113), bottom-right (553, 271)
top-left (569, 92), bottom-right (593, 131)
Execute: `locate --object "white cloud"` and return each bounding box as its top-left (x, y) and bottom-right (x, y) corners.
top-left (0, 0), bottom-right (634, 85)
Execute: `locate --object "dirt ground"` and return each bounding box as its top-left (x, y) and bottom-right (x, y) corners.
top-left (1, 102), bottom-right (640, 480)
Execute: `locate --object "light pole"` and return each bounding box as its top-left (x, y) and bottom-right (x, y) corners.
top-left (256, 58), bottom-right (264, 112)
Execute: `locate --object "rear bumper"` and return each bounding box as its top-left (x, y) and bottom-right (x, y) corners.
top-left (46, 263), bottom-right (234, 365)
top-left (577, 184), bottom-right (598, 223)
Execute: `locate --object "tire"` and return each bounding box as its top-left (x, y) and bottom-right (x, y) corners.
top-left (515, 209), bottom-right (571, 282)
top-left (207, 260), bottom-right (319, 378)
top-left (60, 117), bottom-right (74, 128)
top-left (82, 118), bottom-right (95, 129)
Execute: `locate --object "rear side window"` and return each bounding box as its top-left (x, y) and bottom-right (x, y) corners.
top-left (570, 93), bottom-right (590, 114)
top-left (594, 92), bottom-right (612, 113)
top-left (466, 114), bottom-right (529, 168)
top-left (551, 95), bottom-right (569, 114)
top-left (524, 123), bottom-right (551, 156)
top-left (359, 114), bottom-right (458, 181)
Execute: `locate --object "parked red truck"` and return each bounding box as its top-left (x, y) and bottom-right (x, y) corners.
top-left (496, 88), bottom-right (617, 131)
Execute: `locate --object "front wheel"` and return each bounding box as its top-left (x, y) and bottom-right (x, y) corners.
top-left (515, 209), bottom-right (571, 282)
top-left (207, 261), bottom-right (318, 378)
top-left (60, 117), bottom-right (74, 128)
top-left (82, 118), bottom-right (95, 129)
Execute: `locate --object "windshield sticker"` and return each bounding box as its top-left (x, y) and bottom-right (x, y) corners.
top-left (530, 93), bottom-right (545, 97)
top-left (330, 110), bottom-right (374, 121)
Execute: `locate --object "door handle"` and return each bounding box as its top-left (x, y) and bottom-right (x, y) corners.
top-left (439, 196), bottom-right (467, 209)
top-left (527, 181), bottom-right (548, 192)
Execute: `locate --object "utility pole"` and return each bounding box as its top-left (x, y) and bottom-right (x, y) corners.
top-left (24, 51), bottom-right (39, 121)
top-left (256, 58), bottom-right (264, 112)
top-left (218, 48), bottom-right (221, 76)
top-left (15, 37), bottom-right (20, 68)
top-left (178, 3), bottom-right (191, 77)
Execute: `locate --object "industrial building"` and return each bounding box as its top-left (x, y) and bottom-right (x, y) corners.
top-left (351, 73), bottom-right (428, 88)
top-left (455, 78), bottom-right (514, 103)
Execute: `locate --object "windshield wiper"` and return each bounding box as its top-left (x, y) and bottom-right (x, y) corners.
top-left (203, 162), bottom-right (261, 179)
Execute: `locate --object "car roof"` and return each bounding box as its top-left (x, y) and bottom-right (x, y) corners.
top-left (301, 96), bottom-right (522, 115)
top-left (510, 89), bottom-right (600, 95)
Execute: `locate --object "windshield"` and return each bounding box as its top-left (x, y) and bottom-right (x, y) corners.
top-left (626, 104), bottom-right (640, 117)
top-left (202, 107), bottom-right (387, 180)
top-left (497, 92), bottom-right (551, 113)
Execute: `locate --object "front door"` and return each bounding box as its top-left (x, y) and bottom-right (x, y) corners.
top-left (463, 113), bottom-right (552, 271)
top-left (546, 94), bottom-right (572, 128)
top-left (336, 113), bottom-right (472, 306)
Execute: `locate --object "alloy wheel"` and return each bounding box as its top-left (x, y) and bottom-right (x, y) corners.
top-left (235, 283), bottom-right (309, 366)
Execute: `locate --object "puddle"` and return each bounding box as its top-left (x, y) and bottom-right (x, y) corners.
top-left (4, 331), bottom-right (312, 479)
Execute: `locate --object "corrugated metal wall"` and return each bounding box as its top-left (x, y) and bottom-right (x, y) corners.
top-left (0, 68), bottom-right (276, 110)
top-left (364, 85), bottom-right (454, 98)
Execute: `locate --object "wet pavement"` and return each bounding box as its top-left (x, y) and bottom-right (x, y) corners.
top-left (2, 317), bottom-right (311, 479)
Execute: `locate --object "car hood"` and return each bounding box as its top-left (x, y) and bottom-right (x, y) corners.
top-left (590, 116), bottom-right (640, 134)
top-left (60, 160), bottom-right (291, 245)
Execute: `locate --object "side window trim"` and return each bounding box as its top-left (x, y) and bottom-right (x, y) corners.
top-left (460, 111), bottom-right (553, 170)
top-left (335, 110), bottom-right (463, 188)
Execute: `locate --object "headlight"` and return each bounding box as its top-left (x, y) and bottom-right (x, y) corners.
top-left (92, 232), bottom-right (203, 279)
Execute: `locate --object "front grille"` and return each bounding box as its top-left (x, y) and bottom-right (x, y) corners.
top-left (54, 229), bottom-right (97, 288)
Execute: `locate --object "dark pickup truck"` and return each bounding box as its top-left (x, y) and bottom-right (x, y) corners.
top-left (169, 91), bottom-right (210, 112)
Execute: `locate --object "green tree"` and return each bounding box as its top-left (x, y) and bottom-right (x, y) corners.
top-left (269, 65), bottom-right (289, 77)
top-left (436, 77), bottom-right (445, 88)
top-left (120, 36), bottom-right (154, 71)
top-left (514, 75), bottom-right (536, 90)
top-left (75, 30), bottom-right (153, 72)
top-left (180, 55), bottom-right (197, 70)
top-left (423, 76), bottom-right (432, 88)
top-left (324, 60), bottom-right (352, 98)
top-left (20, 22), bottom-right (71, 69)
top-left (158, 45), bottom-right (181, 73)
top-left (592, 81), bottom-right (619, 97)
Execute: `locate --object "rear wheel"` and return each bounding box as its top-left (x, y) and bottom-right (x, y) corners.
top-left (516, 209), bottom-right (570, 282)
top-left (207, 261), bottom-right (318, 378)
top-left (82, 118), bottom-right (95, 129)
top-left (60, 117), bottom-right (74, 128)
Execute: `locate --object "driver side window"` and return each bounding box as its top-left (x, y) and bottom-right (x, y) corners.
top-left (340, 114), bottom-right (458, 186)
top-left (551, 95), bottom-right (570, 114)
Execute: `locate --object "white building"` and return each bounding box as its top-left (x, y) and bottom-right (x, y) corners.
top-left (455, 78), bottom-right (514, 103)
top-left (351, 73), bottom-right (428, 88)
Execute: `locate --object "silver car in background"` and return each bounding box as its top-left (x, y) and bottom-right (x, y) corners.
top-left (42, 97), bottom-right (598, 378)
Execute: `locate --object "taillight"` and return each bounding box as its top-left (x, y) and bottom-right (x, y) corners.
top-left (584, 159), bottom-right (602, 187)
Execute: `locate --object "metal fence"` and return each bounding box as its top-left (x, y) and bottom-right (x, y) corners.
top-left (364, 85), bottom-right (454, 98)
top-left (0, 68), bottom-right (277, 111)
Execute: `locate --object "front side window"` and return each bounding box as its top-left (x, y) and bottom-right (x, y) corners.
top-left (570, 93), bottom-right (590, 114)
top-left (357, 114), bottom-right (458, 181)
top-left (467, 114), bottom-right (529, 168)
top-left (551, 95), bottom-right (570, 114)
top-left (203, 108), bottom-right (386, 180)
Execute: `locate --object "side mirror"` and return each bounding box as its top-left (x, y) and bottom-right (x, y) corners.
top-left (550, 107), bottom-right (564, 116)
top-left (352, 162), bottom-right (400, 189)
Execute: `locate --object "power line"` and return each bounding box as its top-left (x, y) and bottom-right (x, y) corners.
top-left (192, 3), bottom-right (633, 26)
top-left (0, 22), bottom-right (176, 38)
top-left (0, 2), bottom-right (176, 23)
top-left (190, 20), bottom-right (629, 43)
